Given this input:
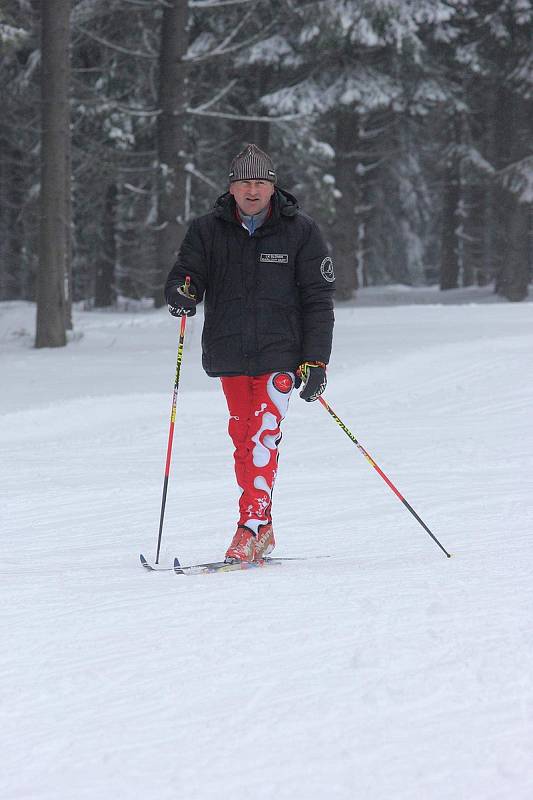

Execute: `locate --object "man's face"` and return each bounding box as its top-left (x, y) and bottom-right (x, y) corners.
top-left (229, 180), bottom-right (275, 216)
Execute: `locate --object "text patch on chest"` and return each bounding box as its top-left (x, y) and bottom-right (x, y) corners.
top-left (260, 253), bottom-right (289, 264)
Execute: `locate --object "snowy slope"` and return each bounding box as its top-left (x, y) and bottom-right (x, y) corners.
top-left (1, 292), bottom-right (532, 800)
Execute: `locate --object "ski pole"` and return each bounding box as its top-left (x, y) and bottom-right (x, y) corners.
top-left (154, 276), bottom-right (191, 564)
top-left (318, 396), bottom-right (452, 558)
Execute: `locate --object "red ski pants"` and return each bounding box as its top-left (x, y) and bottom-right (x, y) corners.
top-left (220, 372), bottom-right (295, 534)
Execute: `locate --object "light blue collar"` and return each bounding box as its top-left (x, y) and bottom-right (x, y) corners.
top-left (238, 204), bottom-right (270, 236)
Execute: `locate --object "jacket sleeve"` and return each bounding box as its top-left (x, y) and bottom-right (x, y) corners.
top-left (164, 219), bottom-right (208, 304)
top-left (295, 219), bottom-right (335, 364)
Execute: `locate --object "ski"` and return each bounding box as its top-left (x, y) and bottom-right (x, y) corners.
top-left (174, 556), bottom-right (282, 575)
top-left (140, 554), bottom-right (174, 571)
top-left (140, 553), bottom-right (329, 573)
top-left (141, 553), bottom-right (280, 573)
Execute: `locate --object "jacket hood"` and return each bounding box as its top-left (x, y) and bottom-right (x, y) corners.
top-left (214, 187), bottom-right (299, 223)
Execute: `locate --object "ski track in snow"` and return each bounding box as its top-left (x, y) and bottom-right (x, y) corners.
top-left (1, 296), bottom-right (533, 799)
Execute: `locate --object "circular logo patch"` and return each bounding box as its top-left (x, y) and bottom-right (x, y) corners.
top-left (320, 256), bottom-right (335, 283)
top-left (273, 372), bottom-right (293, 394)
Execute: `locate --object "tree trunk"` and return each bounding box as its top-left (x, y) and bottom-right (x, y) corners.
top-left (497, 192), bottom-right (529, 301)
top-left (478, 85), bottom-right (499, 287)
top-left (36, 0), bottom-right (70, 348)
top-left (492, 80), bottom-right (512, 297)
top-left (440, 170), bottom-right (460, 290)
top-left (331, 110), bottom-right (358, 300)
top-left (153, 0), bottom-right (189, 308)
top-left (440, 119), bottom-right (461, 291)
top-left (94, 183), bottom-right (118, 307)
top-left (462, 183), bottom-right (483, 287)
top-left (64, 142), bottom-right (72, 327)
top-left (246, 67), bottom-right (271, 152)
top-left (0, 144), bottom-right (25, 300)
top-left (494, 85), bottom-right (530, 301)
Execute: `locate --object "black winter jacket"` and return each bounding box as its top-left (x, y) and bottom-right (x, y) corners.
top-left (165, 188), bottom-right (335, 377)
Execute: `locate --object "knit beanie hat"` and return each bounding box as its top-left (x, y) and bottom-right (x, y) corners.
top-left (228, 143), bottom-right (276, 183)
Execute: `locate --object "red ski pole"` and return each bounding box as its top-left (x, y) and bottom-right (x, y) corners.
top-left (318, 396), bottom-right (452, 558)
top-left (154, 276), bottom-right (191, 564)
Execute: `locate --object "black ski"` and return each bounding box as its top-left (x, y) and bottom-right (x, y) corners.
top-left (140, 553), bottom-right (329, 573)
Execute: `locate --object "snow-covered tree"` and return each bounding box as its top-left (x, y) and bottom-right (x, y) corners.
top-left (258, 0), bottom-right (459, 297)
top-left (36, 0), bottom-right (71, 348)
top-left (1, 0), bottom-right (532, 310)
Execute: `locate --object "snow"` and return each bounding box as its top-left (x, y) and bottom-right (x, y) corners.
top-left (1, 290), bottom-right (533, 799)
top-left (263, 68), bottom-right (401, 116)
top-left (0, 23), bottom-right (28, 46)
top-left (235, 35), bottom-right (298, 68)
top-left (499, 155), bottom-right (533, 204)
top-left (411, 79), bottom-right (451, 114)
top-left (186, 32), bottom-right (217, 61)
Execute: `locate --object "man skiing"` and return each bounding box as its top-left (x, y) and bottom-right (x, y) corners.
top-left (165, 143), bottom-right (335, 563)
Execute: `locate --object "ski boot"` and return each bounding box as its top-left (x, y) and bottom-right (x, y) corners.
top-left (255, 523), bottom-right (275, 560)
top-left (224, 526), bottom-right (257, 563)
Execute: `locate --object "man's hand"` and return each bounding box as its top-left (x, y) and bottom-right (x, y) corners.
top-left (167, 282), bottom-right (197, 317)
top-left (297, 361), bottom-right (327, 402)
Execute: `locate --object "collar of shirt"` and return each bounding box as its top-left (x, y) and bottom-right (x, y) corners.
top-left (235, 202), bottom-right (272, 235)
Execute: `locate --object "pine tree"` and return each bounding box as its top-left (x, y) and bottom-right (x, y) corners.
top-left (154, 0), bottom-right (189, 307)
top-left (36, 0), bottom-right (71, 348)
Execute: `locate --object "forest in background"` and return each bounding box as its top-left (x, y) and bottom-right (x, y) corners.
top-left (1, 0), bottom-right (532, 346)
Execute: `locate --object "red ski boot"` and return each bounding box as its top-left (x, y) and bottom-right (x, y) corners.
top-left (224, 526), bottom-right (257, 563)
top-left (255, 523), bottom-right (275, 560)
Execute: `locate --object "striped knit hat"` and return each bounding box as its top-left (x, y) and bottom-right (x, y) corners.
top-left (228, 143), bottom-right (276, 183)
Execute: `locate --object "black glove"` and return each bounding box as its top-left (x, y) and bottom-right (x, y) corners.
top-left (167, 282), bottom-right (197, 317)
top-left (297, 361), bottom-right (327, 402)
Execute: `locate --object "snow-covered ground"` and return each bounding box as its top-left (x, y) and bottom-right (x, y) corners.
top-left (1, 289), bottom-right (532, 800)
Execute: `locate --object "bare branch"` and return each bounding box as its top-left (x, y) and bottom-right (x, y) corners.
top-left (185, 21), bottom-right (275, 62)
top-left (114, 165), bottom-right (157, 173)
top-left (114, 104), bottom-right (160, 116)
top-left (496, 154), bottom-right (533, 178)
top-left (187, 107), bottom-right (305, 122)
top-left (193, 79), bottom-right (237, 112)
top-left (71, 92), bottom-right (161, 116)
top-left (75, 25), bottom-right (156, 59)
top-left (190, 0), bottom-right (261, 8)
top-left (121, 0), bottom-right (172, 6)
top-left (184, 163), bottom-right (220, 190)
top-left (124, 182), bottom-right (151, 195)
top-left (207, 7), bottom-right (254, 54)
